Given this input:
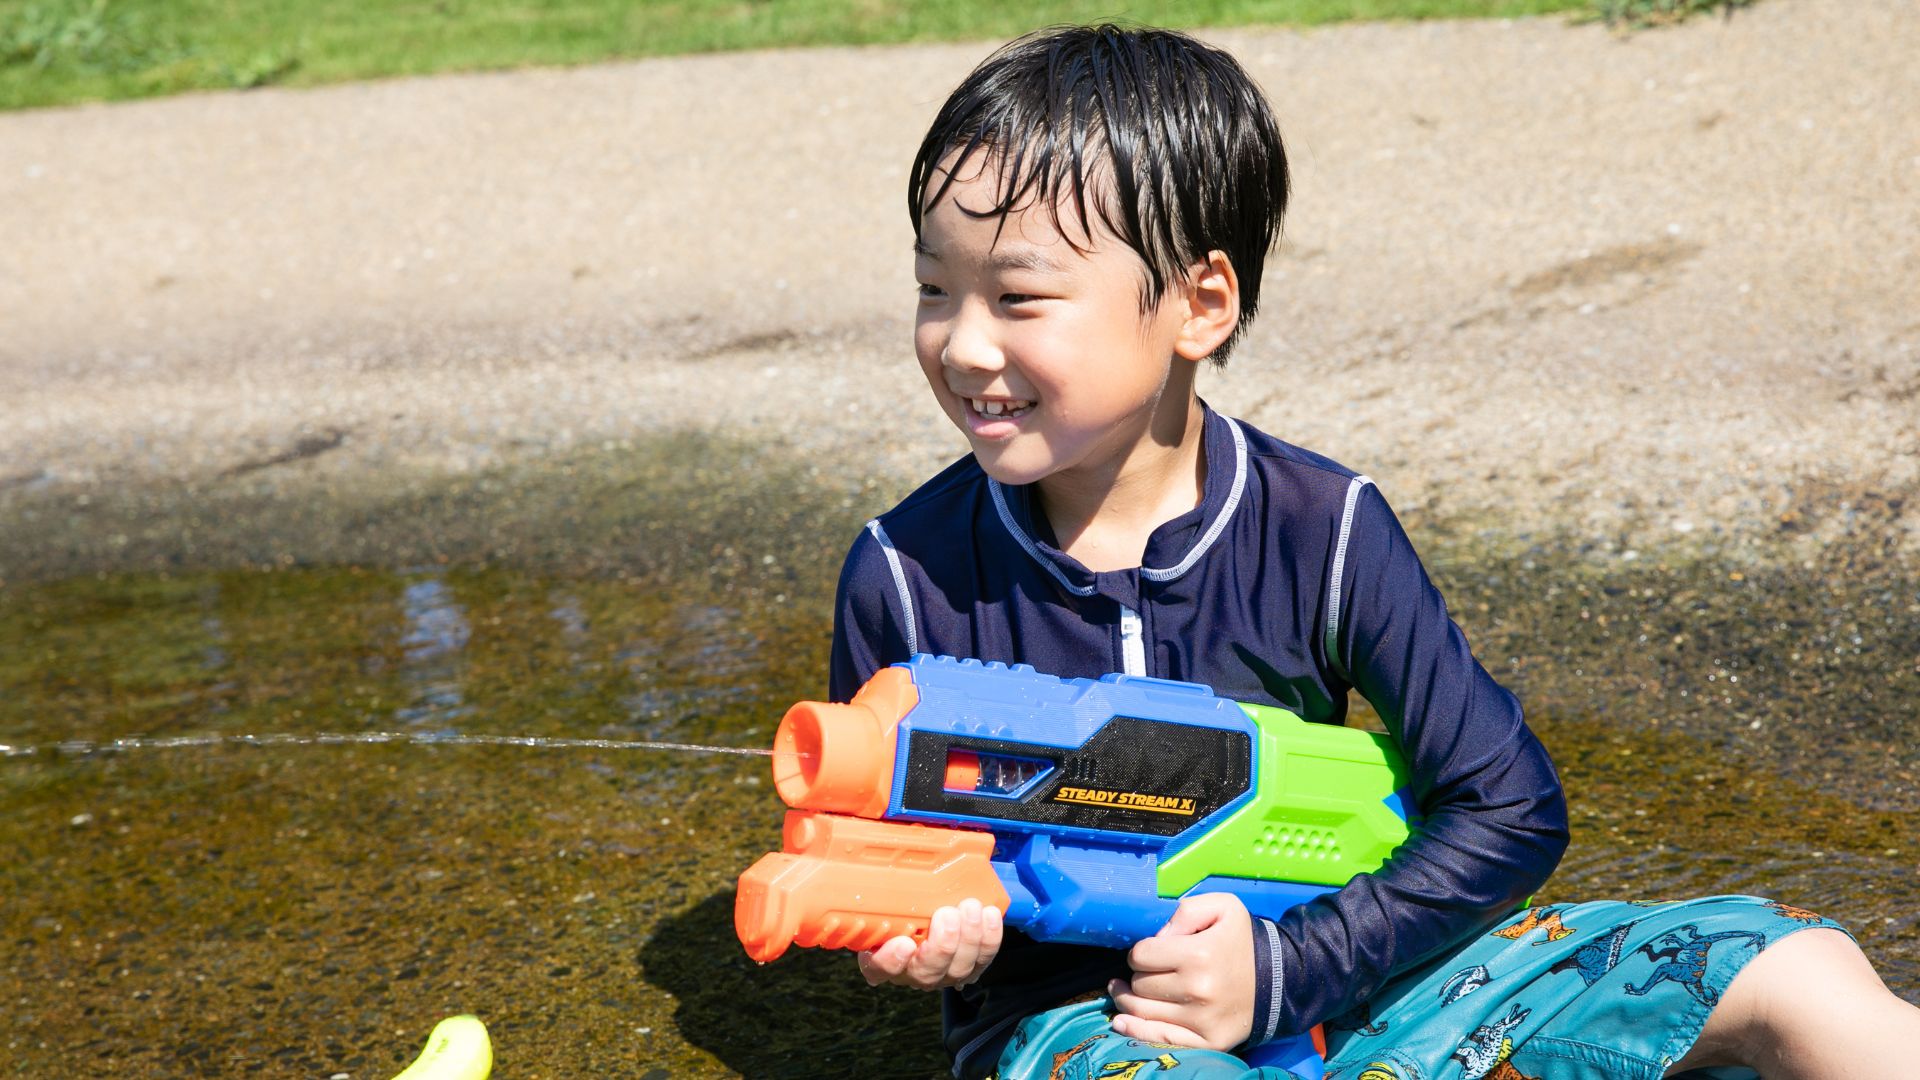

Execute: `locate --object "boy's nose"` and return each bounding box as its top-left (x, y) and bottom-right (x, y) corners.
top-left (939, 308), bottom-right (1003, 373)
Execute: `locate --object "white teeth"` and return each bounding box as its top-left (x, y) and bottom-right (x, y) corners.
top-left (968, 397), bottom-right (1032, 417)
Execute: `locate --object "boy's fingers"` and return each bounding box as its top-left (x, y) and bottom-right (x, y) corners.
top-left (858, 941), bottom-right (898, 977)
top-left (1116, 970), bottom-right (1194, 1006)
top-left (858, 937), bottom-right (917, 985)
top-left (974, 905), bottom-right (1004, 969)
top-left (1126, 936), bottom-right (1181, 974)
top-left (1108, 978), bottom-right (1196, 1023)
top-left (944, 899), bottom-right (983, 979)
top-left (1129, 931), bottom-right (1215, 975)
top-left (1157, 894), bottom-right (1227, 938)
top-left (905, 906), bottom-right (961, 983)
top-left (1109, 1012), bottom-right (1207, 1050)
top-left (1133, 894), bottom-right (1242, 972)
top-left (857, 903), bottom-right (1005, 989)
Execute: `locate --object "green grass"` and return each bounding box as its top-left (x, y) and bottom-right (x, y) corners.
top-left (0, 0), bottom-right (1609, 111)
top-left (0, 0), bottom-right (1760, 111)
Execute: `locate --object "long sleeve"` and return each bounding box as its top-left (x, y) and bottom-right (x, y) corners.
top-left (829, 524), bottom-right (914, 702)
top-left (1257, 484), bottom-right (1570, 1037)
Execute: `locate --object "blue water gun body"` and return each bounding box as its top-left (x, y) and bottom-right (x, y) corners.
top-left (737, 655), bottom-right (1418, 1077)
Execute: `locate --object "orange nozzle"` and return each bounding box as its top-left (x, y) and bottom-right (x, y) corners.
top-left (771, 666), bottom-right (918, 817)
top-left (735, 810), bottom-right (1010, 963)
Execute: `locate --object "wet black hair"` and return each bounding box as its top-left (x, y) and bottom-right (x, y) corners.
top-left (908, 24), bottom-right (1288, 363)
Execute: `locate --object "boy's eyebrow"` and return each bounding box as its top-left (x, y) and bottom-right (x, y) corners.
top-left (989, 248), bottom-right (1068, 275)
top-left (912, 240), bottom-right (1067, 274)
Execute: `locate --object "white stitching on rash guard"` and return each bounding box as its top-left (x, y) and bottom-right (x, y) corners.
top-left (866, 519), bottom-right (920, 656)
top-left (1142, 417), bottom-right (1249, 582)
top-left (1324, 476), bottom-right (1374, 679)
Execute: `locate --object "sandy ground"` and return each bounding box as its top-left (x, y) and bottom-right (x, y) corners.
top-left (2, 0), bottom-right (1917, 559)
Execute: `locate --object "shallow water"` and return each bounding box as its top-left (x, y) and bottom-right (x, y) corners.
top-left (1, 437), bottom-right (1914, 1076)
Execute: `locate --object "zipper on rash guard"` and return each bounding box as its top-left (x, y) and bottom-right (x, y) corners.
top-left (1119, 605), bottom-right (1147, 676)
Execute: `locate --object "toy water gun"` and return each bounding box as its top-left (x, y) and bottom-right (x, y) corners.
top-left (735, 655), bottom-right (1415, 1078)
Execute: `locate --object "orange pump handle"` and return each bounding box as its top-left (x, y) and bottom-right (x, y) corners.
top-left (735, 810), bottom-right (1011, 963)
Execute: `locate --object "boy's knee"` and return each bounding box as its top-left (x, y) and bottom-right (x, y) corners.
top-left (1676, 927), bottom-right (1875, 1073)
top-left (1748, 927), bottom-right (1876, 998)
top-left (1733, 928), bottom-right (1877, 1027)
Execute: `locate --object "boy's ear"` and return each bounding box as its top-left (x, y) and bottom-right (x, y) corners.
top-left (1172, 251), bottom-right (1240, 362)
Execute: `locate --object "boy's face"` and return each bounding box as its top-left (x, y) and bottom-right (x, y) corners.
top-left (913, 152), bottom-right (1196, 490)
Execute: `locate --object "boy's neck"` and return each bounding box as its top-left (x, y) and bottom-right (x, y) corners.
top-left (1034, 395), bottom-right (1208, 574)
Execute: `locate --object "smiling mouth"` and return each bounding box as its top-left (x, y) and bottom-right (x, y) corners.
top-left (966, 397), bottom-right (1035, 419)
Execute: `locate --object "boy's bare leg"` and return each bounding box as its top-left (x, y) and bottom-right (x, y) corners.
top-left (1664, 928), bottom-right (1920, 1078)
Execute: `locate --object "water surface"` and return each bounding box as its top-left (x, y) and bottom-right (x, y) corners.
top-left (2, 436), bottom-right (1914, 1076)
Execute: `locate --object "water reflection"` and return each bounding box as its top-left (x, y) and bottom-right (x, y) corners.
top-left (197, 581), bottom-right (238, 711)
top-left (198, 582), bottom-right (230, 672)
top-left (616, 602), bottom-right (763, 741)
top-left (548, 592), bottom-right (590, 656)
top-left (394, 573), bottom-right (472, 725)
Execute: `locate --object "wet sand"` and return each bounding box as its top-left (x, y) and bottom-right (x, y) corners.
top-left (2, 0), bottom-right (1917, 564)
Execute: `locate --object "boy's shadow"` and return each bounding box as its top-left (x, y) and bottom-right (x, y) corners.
top-left (639, 889), bottom-right (947, 1079)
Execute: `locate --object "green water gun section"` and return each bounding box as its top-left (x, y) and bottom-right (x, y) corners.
top-left (1158, 702), bottom-right (1414, 898)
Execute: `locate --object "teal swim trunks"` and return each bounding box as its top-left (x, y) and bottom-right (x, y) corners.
top-left (992, 895), bottom-right (1850, 1080)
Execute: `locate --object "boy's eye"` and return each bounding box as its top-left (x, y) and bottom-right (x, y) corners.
top-left (917, 283), bottom-right (945, 299)
top-left (1001, 293), bottom-right (1038, 306)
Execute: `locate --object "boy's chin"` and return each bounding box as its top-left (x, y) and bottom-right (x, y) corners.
top-left (966, 446), bottom-right (1055, 488)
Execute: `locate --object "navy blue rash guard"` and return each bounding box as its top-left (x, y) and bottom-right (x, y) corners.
top-left (829, 406), bottom-right (1569, 1078)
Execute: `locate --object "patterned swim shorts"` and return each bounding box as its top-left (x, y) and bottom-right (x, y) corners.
top-left (993, 894), bottom-right (1851, 1080)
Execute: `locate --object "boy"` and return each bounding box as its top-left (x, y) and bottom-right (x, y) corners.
top-left (829, 24), bottom-right (1919, 1080)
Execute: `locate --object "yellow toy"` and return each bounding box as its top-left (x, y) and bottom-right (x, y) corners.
top-left (390, 1015), bottom-right (492, 1080)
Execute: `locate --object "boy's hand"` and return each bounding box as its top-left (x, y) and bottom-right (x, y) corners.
top-left (857, 898), bottom-right (1003, 990)
top-left (1108, 893), bottom-right (1256, 1051)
